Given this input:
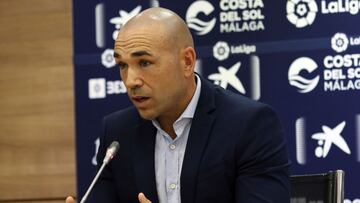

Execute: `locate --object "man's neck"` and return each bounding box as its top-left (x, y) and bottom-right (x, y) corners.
top-left (157, 76), bottom-right (197, 139)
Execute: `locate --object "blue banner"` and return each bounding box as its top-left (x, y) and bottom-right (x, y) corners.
top-left (73, 0), bottom-right (360, 202)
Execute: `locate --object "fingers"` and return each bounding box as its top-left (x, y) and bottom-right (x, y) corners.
top-left (138, 192), bottom-right (152, 203)
top-left (65, 196), bottom-right (76, 203)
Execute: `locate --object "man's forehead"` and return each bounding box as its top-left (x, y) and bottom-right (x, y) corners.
top-left (118, 23), bottom-right (165, 38)
top-left (114, 31), bottom-right (168, 55)
top-left (114, 39), bottom-right (154, 56)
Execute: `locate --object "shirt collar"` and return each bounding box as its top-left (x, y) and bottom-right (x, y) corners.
top-left (181, 74), bottom-right (201, 119)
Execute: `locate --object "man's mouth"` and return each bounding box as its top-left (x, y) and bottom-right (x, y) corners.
top-left (132, 96), bottom-right (150, 103)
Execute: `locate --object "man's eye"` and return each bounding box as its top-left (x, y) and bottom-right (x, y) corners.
top-left (139, 60), bottom-right (151, 67)
top-left (118, 62), bottom-right (128, 70)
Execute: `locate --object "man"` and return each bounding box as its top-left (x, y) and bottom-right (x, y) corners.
top-left (67, 7), bottom-right (290, 203)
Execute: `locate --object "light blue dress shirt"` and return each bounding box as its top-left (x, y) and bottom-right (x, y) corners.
top-left (152, 75), bottom-right (201, 203)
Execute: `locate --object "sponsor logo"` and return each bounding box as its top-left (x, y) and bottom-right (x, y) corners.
top-left (208, 62), bottom-right (246, 94)
top-left (321, 0), bottom-right (360, 15)
top-left (213, 41), bottom-right (230, 61)
top-left (186, 0), bottom-right (216, 35)
top-left (331, 33), bottom-right (349, 53)
top-left (186, 0), bottom-right (266, 35)
top-left (89, 78), bottom-right (106, 99)
top-left (213, 41), bottom-right (256, 61)
top-left (287, 0), bottom-right (360, 28)
top-left (286, 0), bottom-right (318, 28)
top-left (288, 57), bottom-right (320, 93)
top-left (312, 121), bottom-right (351, 158)
top-left (219, 0), bottom-right (265, 33)
top-left (323, 53), bottom-right (360, 91)
top-left (331, 32), bottom-right (360, 53)
top-left (88, 78), bottom-right (127, 99)
top-left (110, 6), bottom-right (142, 40)
top-left (290, 34), bottom-right (360, 93)
top-left (295, 117), bottom-right (358, 165)
top-left (101, 49), bottom-right (116, 68)
top-left (289, 54), bottom-right (360, 93)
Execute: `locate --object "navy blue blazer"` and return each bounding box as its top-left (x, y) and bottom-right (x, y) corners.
top-left (91, 76), bottom-right (290, 203)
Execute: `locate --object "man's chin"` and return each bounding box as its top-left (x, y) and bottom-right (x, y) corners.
top-left (137, 109), bottom-right (156, 120)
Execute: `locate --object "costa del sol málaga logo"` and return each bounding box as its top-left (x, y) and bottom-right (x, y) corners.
top-left (288, 57), bottom-right (320, 93)
top-left (286, 0), bottom-right (318, 28)
top-left (186, 0), bottom-right (216, 35)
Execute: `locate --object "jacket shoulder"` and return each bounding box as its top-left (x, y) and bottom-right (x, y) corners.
top-left (215, 86), bottom-right (273, 116)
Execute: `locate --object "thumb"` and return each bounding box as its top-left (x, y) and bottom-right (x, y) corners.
top-left (65, 196), bottom-right (76, 203)
top-left (138, 192), bottom-right (152, 203)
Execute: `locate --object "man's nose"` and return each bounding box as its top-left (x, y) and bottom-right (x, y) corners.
top-left (125, 68), bottom-right (143, 89)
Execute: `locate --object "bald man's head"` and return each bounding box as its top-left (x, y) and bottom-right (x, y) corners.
top-left (118, 7), bottom-right (194, 50)
top-left (113, 7), bottom-right (198, 124)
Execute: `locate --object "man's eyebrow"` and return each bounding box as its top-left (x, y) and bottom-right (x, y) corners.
top-left (113, 50), bottom-right (153, 59)
top-left (131, 50), bottom-right (153, 57)
top-left (113, 52), bottom-right (120, 58)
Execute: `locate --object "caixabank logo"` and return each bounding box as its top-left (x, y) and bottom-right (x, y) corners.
top-left (287, 0), bottom-right (360, 28)
top-left (294, 116), bottom-right (360, 165)
top-left (288, 32), bottom-right (360, 93)
top-left (207, 56), bottom-right (261, 100)
top-left (208, 62), bottom-right (246, 94)
top-left (186, 0), bottom-right (266, 35)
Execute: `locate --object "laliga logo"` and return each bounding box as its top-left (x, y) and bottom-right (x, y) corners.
top-left (312, 121), bottom-right (351, 158)
top-left (286, 0), bottom-right (318, 28)
top-left (288, 57), bottom-right (320, 93)
top-left (186, 0), bottom-right (216, 35)
top-left (331, 32), bottom-right (349, 53)
top-left (213, 41), bottom-right (230, 61)
top-left (101, 49), bottom-right (116, 68)
top-left (208, 62), bottom-right (246, 94)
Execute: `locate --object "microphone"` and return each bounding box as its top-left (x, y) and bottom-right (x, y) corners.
top-left (80, 141), bottom-right (120, 203)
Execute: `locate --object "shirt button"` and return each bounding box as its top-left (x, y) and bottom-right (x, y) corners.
top-left (169, 144), bottom-right (176, 150)
top-left (169, 183), bottom-right (176, 189)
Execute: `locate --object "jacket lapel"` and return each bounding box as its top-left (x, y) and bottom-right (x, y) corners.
top-left (180, 77), bottom-right (216, 203)
top-left (132, 118), bottom-right (159, 202)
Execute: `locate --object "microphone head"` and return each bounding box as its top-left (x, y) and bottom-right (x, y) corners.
top-left (109, 141), bottom-right (120, 153)
top-left (103, 141), bottom-right (120, 164)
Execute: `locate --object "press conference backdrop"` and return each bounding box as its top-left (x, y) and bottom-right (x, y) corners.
top-left (73, 0), bottom-right (360, 202)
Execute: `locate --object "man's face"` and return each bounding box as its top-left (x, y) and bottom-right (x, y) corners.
top-left (114, 30), bottom-right (187, 121)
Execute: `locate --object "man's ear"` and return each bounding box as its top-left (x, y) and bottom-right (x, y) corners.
top-left (181, 46), bottom-right (196, 77)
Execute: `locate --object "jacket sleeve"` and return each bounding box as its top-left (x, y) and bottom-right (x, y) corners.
top-left (235, 105), bottom-right (291, 203)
